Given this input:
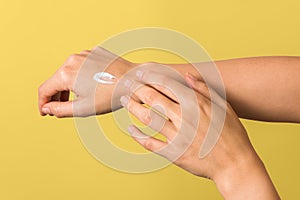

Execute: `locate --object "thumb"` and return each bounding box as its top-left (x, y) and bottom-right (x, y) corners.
top-left (185, 72), bottom-right (227, 107)
top-left (42, 101), bottom-right (74, 118)
top-left (185, 72), bottom-right (210, 99)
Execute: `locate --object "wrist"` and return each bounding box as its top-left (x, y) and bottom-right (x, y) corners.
top-left (93, 58), bottom-right (136, 114)
top-left (214, 152), bottom-right (280, 200)
top-left (105, 58), bottom-right (136, 79)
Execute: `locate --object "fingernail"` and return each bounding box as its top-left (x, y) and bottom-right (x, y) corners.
top-left (120, 95), bottom-right (129, 107)
top-left (124, 79), bottom-right (132, 89)
top-left (186, 72), bottom-right (197, 81)
top-left (42, 107), bottom-right (50, 114)
top-left (128, 126), bottom-right (150, 139)
top-left (128, 125), bottom-right (134, 134)
top-left (136, 70), bottom-right (144, 80)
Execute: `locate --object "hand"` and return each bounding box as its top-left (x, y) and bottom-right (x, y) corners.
top-left (120, 70), bottom-right (280, 199)
top-left (38, 47), bottom-right (135, 117)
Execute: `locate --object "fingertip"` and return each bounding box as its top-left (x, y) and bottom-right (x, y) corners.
top-left (42, 107), bottom-right (51, 115)
top-left (120, 95), bottom-right (130, 108)
top-left (185, 72), bottom-right (196, 88)
top-left (41, 101), bottom-right (74, 118)
top-left (39, 111), bottom-right (46, 116)
top-left (128, 125), bottom-right (150, 140)
top-left (127, 125), bottom-right (135, 136)
top-left (186, 72), bottom-right (198, 81)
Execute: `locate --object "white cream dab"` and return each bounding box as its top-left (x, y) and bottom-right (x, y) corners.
top-left (93, 72), bottom-right (117, 84)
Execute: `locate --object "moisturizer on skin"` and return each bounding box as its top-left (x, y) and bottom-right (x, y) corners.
top-left (93, 72), bottom-right (117, 84)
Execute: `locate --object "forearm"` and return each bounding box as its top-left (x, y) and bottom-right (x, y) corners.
top-left (107, 56), bottom-right (300, 122)
top-left (168, 56), bottom-right (300, 122)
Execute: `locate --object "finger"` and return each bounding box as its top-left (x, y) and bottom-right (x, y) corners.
top-left (38, 75), bottom-right (68, 115)
top-left (121, 95), bottom-right (177, 140)
top-left (146, 84), bottom-right (178, 102)
top-left (128, 125), bottom-right (168, 154)
top-left (135, 70), bottom-right (192, 103)
top-left (185, 72), bottom-right (227, 107)
top-left (185, 72), bottom-right (210, 100)
top-left (134, 70), bottom-right (203, 120)
top-left (125, 80), bottom-right (181, 124)
top-left (42, 101), bottom-right (74, 118)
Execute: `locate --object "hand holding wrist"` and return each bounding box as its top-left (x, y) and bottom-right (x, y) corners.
top-left (121, 71), bottom-right (280, 199)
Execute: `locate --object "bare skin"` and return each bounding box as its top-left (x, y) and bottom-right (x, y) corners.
top-left (38, 49), bottom-right (135, 117)
top-left (38, 48), bottom-right (299, 198)
top-left (121, 71), bottom-right (280, 199)
top-left (38, 48), bottom-right (300, 122)
top-left (171, 57), bottom-right (300, 122)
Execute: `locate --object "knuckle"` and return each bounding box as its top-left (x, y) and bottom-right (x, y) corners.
top-left (67, 54), bottom-right (79, 63)
top-left (141, 112), bottom-right (152, 125)
top-left (52, 106), bottom-right (63, 118)
top-left (59, 65), bottom-right (74, 83)
top-left (145, 89), bottom-right (157, 104)
top-left (144, 139), bottom-right (153, 151)
top-left (67, 54), bottom-right (85, 64)
top-left (38, 85), bottom-right (44, 95)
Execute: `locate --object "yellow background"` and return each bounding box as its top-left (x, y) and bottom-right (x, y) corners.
top-left (0, 0), bottom-right (299, 199)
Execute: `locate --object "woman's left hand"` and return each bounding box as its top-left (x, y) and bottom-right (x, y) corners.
top-left (120, 70), bottom-right (280, 200)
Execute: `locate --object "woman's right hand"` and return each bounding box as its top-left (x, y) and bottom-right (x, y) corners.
top-left (121, 70), bottom-right (280, 199)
